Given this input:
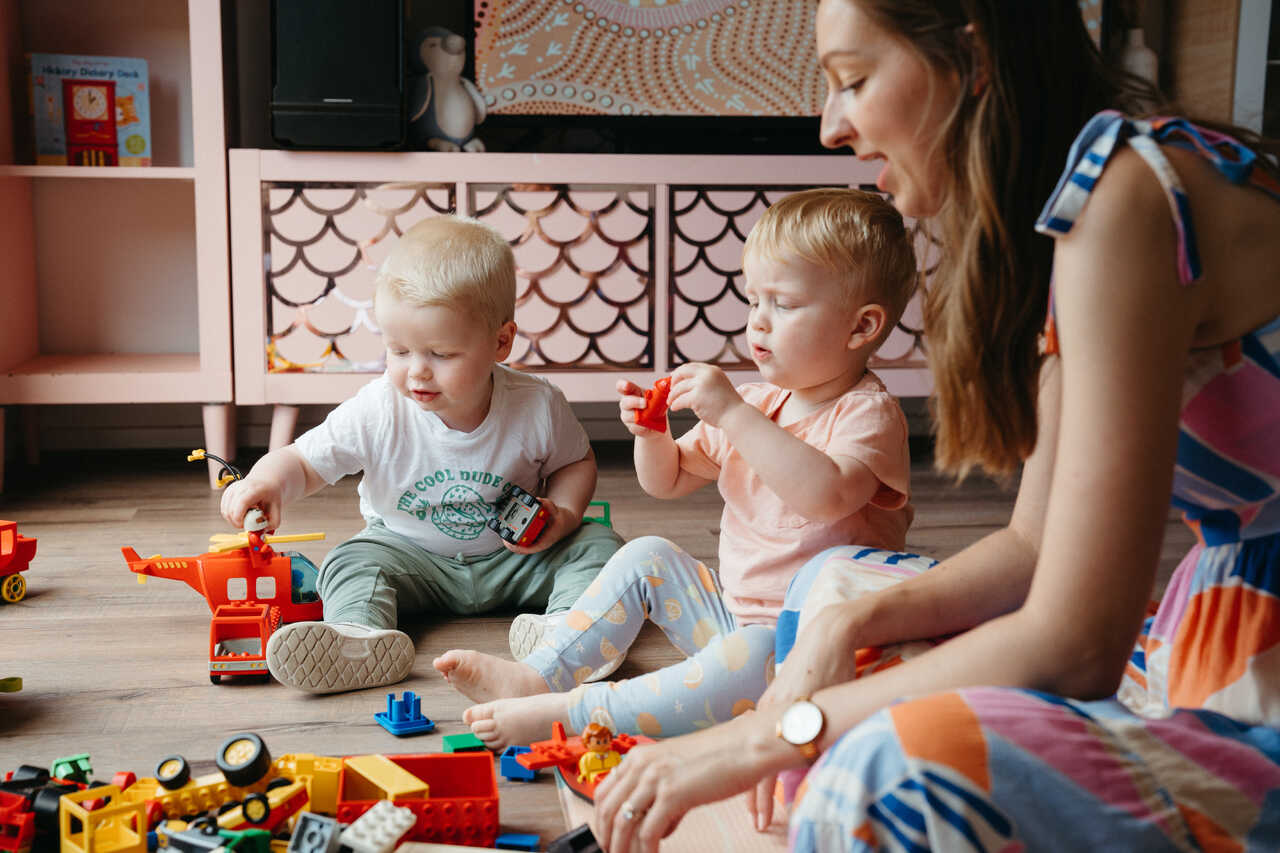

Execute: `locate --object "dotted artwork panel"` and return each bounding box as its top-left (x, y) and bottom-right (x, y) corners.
top-left (473, 0), bottom-right (824, 117)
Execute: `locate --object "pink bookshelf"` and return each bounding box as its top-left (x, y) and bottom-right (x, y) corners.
top-left (0, 0), bottom-right (232, 490)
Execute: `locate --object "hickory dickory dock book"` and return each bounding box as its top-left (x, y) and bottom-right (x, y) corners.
top-left (26, 53), bottom-right (152, 166)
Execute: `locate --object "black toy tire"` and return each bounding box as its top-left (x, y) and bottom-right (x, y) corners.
top-left (242, 792), bottom-right (271, 825)
top-left (216, 732), bottom-right (271, 787)
top-left (155, 755), bottom-right (191, 790)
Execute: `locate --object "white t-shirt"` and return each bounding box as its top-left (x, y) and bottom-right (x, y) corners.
top-left (294, 365), bottom-right (591, 557)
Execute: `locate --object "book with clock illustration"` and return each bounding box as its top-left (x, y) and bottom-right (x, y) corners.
top-left (25, 53), bottom-right (151, 166)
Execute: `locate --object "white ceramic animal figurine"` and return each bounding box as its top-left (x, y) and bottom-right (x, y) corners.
top-left (408, 27), bottom-right (486, 152)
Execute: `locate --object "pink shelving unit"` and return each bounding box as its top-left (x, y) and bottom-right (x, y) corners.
top-left (0, 0), bottom-right (233, 490)
top-left (230, 150), bottom-right (934, 448)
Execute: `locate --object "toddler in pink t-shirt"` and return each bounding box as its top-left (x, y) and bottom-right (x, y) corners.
top-left (434, 188), bottom-right (919, 749)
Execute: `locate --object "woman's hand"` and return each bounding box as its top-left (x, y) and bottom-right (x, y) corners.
top-left (744, 601), bottom-right (865, 828)
top-left (592, 711), bottom-right (793, 853)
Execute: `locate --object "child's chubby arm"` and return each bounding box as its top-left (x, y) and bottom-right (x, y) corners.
top-left (501, 448), bottom-right (598, 555)
top-left (219, 445), bottom-right (327, 532)
top-left (669, 363), bottom-right (880, 523)
top-left (617, 378), bottom-right (714, 499)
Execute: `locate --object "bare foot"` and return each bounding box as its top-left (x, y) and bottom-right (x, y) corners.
top-left (432, 649), bottom-right (548, 704)
top-left (463, 692), bottom-right (572, 751)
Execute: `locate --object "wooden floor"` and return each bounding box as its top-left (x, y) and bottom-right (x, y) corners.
top-left (0, 442), bottom-right (1193, 844)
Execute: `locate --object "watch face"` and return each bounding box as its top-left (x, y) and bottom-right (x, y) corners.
top-left (73, 85), bottom-right (109, 120)
top-left (781, 700), bottom-right (824, 745)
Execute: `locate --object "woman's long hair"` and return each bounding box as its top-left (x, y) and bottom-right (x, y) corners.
top-left (849, 0), bottom-right (1261, 478)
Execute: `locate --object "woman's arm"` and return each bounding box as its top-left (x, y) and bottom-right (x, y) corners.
top-left (774, 143), bottom-right (1200, 757)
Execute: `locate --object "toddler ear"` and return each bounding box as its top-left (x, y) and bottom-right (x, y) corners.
top-left (495, 320), bottom-right (518, 360)
top-left (848, 304), bottom-right (888, 350)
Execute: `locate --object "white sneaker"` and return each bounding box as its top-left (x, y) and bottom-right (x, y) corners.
top-left (508, 612), bottom-right (623, 682)
top-left (266, 621), bottom-right (415, 694)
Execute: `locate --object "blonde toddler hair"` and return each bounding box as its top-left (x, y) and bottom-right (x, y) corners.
top-left (375, 215), bottom-right (516, 331)
top-left (744, 187), bottom-right (918, 334)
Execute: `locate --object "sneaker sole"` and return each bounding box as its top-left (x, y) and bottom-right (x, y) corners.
top-left (266, 623), bottom-right (415, 694)
top-left (509, 612), bottom-right (624, 682)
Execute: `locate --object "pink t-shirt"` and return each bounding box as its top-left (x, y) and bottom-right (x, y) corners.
top-left (676, 373), bottom-right (913, 626)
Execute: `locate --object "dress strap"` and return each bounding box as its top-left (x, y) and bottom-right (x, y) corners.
top-left (1036, 110), bottom-right (1201, 285)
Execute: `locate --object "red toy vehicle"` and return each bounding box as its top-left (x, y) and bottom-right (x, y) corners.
top-left (121, 537), bottom-right (323, 625)
top-left (209, 603), bottom-right (280, 684)
top-left (488, 484), bottom-right (549, 548)
top-left (0, 521), bottom-right (36, 604)
top-left (123, 528), bottom-right (324, 684)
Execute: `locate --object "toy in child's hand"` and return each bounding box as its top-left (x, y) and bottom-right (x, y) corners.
top-left (635, 376), bottom-right (672, 433)
top-left (488, 483), bottom-right (550, 547)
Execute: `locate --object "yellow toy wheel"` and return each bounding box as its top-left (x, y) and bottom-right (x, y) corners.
top-left (216, 732), bottom-right (271, 787)
top-left (1, 574), bottom-right (25, 603)
top-left (241, 792), bottom-right (271, 825)
top-left (156, 755), bottom-right (191, 790)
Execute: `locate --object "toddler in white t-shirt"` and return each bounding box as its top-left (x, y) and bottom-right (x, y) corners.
top-left (221, 216), bottom-right (622, 694)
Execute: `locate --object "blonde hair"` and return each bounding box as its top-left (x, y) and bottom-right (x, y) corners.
top-left (375, 215), bottom-right (516, 330)
top-left (745, 187), bottom-right (918, 333)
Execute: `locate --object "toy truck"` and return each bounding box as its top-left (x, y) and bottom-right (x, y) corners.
top-left (209, 603), bottom-right (280, 684)
top-left (0, 521), bottom-right (36, 604)
top-left (487, 484), bottom-right (549, 548)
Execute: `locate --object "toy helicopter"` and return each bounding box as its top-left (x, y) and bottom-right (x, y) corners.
top-left (120, 450), bottom-right (326, 683)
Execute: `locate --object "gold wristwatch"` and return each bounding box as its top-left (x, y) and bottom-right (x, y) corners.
top-left (776, 697), bottom-right (825, 763)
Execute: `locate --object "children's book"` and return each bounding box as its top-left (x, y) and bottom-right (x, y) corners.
top-left (25, 53), bottom-right (152, 166)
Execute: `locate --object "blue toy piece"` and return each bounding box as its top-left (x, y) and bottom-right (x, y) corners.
top-left (374, 691), bottom-right (435, 736)
top-left (495, 832), bottom-right (541, 851)
top-left (499, 745), bottom-right (537, 782)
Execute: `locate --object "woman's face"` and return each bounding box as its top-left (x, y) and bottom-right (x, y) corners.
top-left (816, 0), bottom-right (963, 218)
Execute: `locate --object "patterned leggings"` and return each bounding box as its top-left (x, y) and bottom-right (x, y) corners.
top-left (781, 546), bottom-right (1280, 852)
top-left (521, 535), bottom-right (777, 738)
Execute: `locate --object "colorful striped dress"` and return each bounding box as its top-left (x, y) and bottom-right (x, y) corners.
top-left (787, 111), bottom-right (1280, 851)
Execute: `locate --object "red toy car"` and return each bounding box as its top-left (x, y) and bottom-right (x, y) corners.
top-left (488, 484), bottom-right (549, 548)
top-left (0, 521), bottom-right (36, 604)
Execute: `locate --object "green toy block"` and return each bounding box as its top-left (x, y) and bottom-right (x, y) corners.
top-left (584, 500), bottom-right (612, 528)
top-left (441, 732), bottom-right (487, 753)
top-left (51, 753), bottom-right (92, 783)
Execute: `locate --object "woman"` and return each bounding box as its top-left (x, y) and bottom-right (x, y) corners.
top-left (591, 1), bottom-right (1280, 850)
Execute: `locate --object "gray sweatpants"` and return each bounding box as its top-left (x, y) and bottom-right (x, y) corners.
top-left (316, 520), bottom-right (623, 629)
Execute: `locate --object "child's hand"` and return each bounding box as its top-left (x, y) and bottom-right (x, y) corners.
top-left (668, 363), bottom-right (747, 429)
top-left (616, 379), bottom-right (668, 437)
top-left (500, 497), bottom-right (569, 555)
top-left (221, 478), bottom-right (285, 533)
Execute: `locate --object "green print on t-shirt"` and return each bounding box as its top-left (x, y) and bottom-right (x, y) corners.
top-left (394, 467), bottom-right (507, 541)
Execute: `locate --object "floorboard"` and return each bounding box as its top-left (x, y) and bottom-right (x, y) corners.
top-left (0, 442), bottom-right (1192, 844)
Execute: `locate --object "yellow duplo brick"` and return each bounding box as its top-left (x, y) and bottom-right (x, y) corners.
top-left (342, 754), bottom-right (429, 801)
